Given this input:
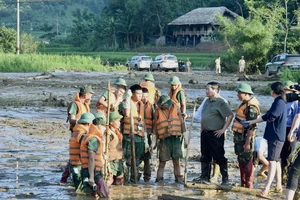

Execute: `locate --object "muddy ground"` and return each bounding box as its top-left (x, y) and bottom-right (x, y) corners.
top-left (0, 71), bottom-right (285, 199)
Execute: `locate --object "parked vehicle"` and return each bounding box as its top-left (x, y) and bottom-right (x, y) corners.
top-left (178, 60), bottom-right (186, 72)
top-left (265, 53), bottom-right (300, 76)
top-left (150, 54), bottom-right (178, 72)
top-left (126, 54), bottom-right (152, 71)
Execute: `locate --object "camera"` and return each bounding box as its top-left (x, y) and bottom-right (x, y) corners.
top-left (286, 78), bottom-right (300, 102)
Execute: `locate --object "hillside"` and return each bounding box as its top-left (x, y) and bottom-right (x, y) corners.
top-left (0, 0), bottom-right (107, 33)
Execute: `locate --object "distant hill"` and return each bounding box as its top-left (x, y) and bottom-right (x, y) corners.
top-left (0, 0), bottom-right (107, 33)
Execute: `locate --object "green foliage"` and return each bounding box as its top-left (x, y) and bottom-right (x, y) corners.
top-left (20, 33), bottom-right (41, 54)
top-left (0, 27), bottom-right (16, 53)
top-left (216, 15), bottom-right (274, 73)
top-left (0, 27), bottom-right (40, 54)
top-left (0, 53), bottom-right (126, 72)
top-left (279, 68), bottom-right (300, 83)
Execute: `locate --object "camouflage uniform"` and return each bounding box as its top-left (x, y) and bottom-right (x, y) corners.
top-left (232, 83), bottom-right (260, 188)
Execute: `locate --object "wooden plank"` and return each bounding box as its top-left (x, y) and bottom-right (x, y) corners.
top-left (186, 182), bottom-right (261, 194)
top-left (157, 194), bottom-right (200, 200)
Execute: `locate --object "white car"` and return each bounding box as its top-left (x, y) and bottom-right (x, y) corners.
top-left (150, 54), bottom-right (178, 72)
top-left (126, 55), bottom-right (152, 71)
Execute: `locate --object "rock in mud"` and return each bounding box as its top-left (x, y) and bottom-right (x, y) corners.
top-left (188, 79), bottom-right (198, 84)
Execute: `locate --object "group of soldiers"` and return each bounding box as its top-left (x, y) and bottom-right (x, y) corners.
top-left (59, 73), bottom-right (188, 198)
top-left (58, 71), bottom-right (300, 199)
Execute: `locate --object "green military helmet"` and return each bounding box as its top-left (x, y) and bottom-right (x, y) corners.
top-left (80, 85), bottom-right (94, 94)
top-left (144, 73), bottom-right (155, 82)
top-left (109, 111), bottom-right (123, 123)
top-left (77, 112), bottom-right (95, 124)
top-left (93, 112), bottom-right (106, 125)
top-left (114, 77), bottom-right (127, 87)
top-left (168, 76), bottom-right (181, 85)
top-left (157, 95), bottom-right (173, 108)
top-left (283, 80), bottom-right (297, 92)
top-left (235, 83), bottom-right (254, 94)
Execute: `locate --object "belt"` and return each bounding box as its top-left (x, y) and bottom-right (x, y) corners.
top-left (202, 130), bottom-right (215, 133)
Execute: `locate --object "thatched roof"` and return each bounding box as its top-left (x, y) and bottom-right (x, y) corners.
top-left (168, 6), bottom-right (239, 26)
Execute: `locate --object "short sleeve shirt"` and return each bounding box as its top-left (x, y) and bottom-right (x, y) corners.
top-left (176, 90), bottom-right (186, 104)
top-left (68, 102), bottom-right (78, 115)
top-left (254, 137), bottom-right (268, 157)
top-left (201, 97), bottom-right (233, 131)
top-left (88, 137), bottom-right (99, 152)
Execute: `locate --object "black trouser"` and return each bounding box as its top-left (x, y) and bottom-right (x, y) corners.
top-left (200, 130), bottom-right (227, 165)
top-left (281, 127), bottom-right (297, 171)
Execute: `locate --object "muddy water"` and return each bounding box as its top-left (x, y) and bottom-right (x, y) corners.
top-left (0, 72), bottom-right (284, 199)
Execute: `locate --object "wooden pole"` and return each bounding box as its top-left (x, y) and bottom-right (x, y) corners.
top-left (104, 80), bottom-right (110, 180)
top-left (184, 101), bottom-right (196, 185)
top-left (130, 100), bottom-right (137, 183)
top-left (186, 182), bottom-right (262, 194)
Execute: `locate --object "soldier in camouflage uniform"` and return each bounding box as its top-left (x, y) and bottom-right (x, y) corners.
top-left (232, 83), bottom-right (260, 188)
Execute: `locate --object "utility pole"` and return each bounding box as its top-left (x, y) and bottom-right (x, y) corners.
top-left (0, 0), bottom-right (68, 55)
top-left (56, 17), bottom-right (58, 36)
top-left (16, 0), bottom-right (20, 55)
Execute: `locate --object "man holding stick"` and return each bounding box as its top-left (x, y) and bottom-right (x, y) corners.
top-left (121, 84), bottom-right (148, 183)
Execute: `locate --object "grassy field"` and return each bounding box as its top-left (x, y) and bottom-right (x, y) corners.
top-left (39, 44), bottom-right (219, 70)
top-left (0, 53), bottom-right (125, 72)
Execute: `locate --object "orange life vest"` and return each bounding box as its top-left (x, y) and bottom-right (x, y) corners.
top-left (80, 134), bottom-right (104, 172)
top-left (144, 101), bottom-right (154, 134)
top-left (108, 128), bottom-right (123, 161)
top-left (140, 81), bottom-right (156, 104)
top-left (69, 124), bottom-right (89, 165)
top-left (169, 85), bottom-right (186, 107)
top-left (123, 100), bottom-right (145, 137)
top-left (69, 93), bottom-right (90, 131)
top-left (232, 97), bottom-right (260, 134)
top-left (96, 87), bottom-right (121, 115)
top-left (156, 105), bottom-right (182, 139)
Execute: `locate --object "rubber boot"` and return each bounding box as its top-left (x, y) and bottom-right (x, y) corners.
top-left (95, 176), bottom-right (110, 198)
top-left (238, 157), bottom-right (246, 187)
top-left (220, 163), bottom-right (229, 185)
top-left (175, 175), bottom-right (184, 184)
top-left (210, 161), bottom-right (220, 183)
top-left (143, 159), bottom-right (151, 182)
top-left (244, 159), bottom-right (254, 189)
top-left (112, 176), bottom-right (124, 185)
top-left (60, 161), bottom-right (70, 185)
top-left (194, 162), bottom-right (211, 183)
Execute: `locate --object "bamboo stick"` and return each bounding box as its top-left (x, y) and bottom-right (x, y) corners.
top-left (186, 182), bottom-right (261, 194)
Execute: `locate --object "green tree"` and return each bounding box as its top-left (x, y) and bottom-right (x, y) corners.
top-left (216, 16), bottom-right (274, 73)
top-left (20, 33), bottom-right (40, 53)
top-left (0, 27), bottom-right (40, 53)
top-left (0, 27), bottom-right (16, 53)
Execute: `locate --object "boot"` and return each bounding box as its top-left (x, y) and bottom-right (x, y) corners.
top-left (112, 176), bottom-right (124, 185)
top-left (193, 162), bottom-right (211, 183)
top-left (238, 157), bottom-right (246, 187)
top-left (59, 161), bottom-right (70, 185)
top-left (244, 159), bottom-right (254, 189)
top-left (220, 163), bottom-right (229, 185)
top-left (210, 161), bottom-right (220, 183)
top-left (175, 175), bottom-right (184, 184)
